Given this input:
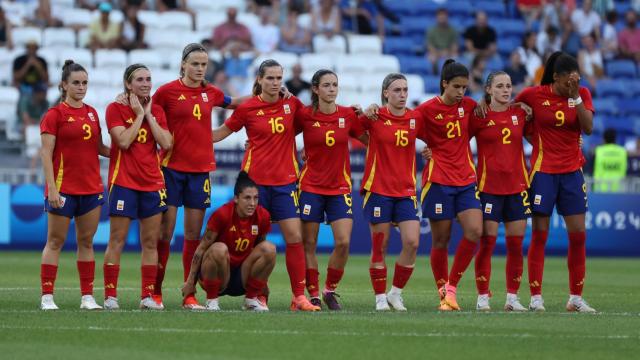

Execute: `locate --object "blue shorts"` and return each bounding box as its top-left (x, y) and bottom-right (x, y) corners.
top-left (529, 170), bottom-right (588, 216)
top-left (362, 191), bottom-right (419, 224)
top-left (257, 183), bottom-right (299, 222)
top-left (162, 167), bottom-right (211, 209)
top-left (299, 191), bottom-right (353, 223)
top-left (480, 192), bottom-right (531, 223)
top-left (421, 183), bottom-right (481, 220)
top-left (44, 192), bottom-right (104, 218)
top-left (108, 184), bottom-right (168, 219)
top-left (220, 266), bottom-right (245, 297)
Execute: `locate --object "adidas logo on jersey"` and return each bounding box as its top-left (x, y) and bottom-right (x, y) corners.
top-left (384, 120), bottom-right (392, 126)
top-left (487, 120), bottom-right (496, 127)
top-left (313, 122), bottom-right (321, 127)
top-left (257, 109), bottom-right (265, 116)
top-left (67, 116), bottom-right (75, 122)
top-left (435, 113), bottom-right (443, 120)
top-left (542, 100), bottom-right (551, 106)
top-left (178, 94), bottom-right (186, 100)
top-left (126, 118), bottom-right (133, 124)
top-left (230, 225), bottom-right (237, 232)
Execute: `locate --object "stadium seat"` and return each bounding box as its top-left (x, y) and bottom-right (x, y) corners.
top-left (87, 68), bottom-right (114, 88)
top-left (76, 28), bottom-right (90, 48)
top-left (12, 27), bottom-right (42, 47)
top-left (61, 8), bottom-right (93, 27)
top-left (593, 98), bottom-right (617, 117)
top-left (381, 1), bottom-right (414, 16)
top-left (299, 53), bottom-right (335, 73)
top-left (297, 13), bottom-right (311, 29)
top-left (405, 74), bottom-right (426, 103)
top-left (155, 11), bottom-right (193, 31)
top-left (603, 116), bottom-right (636, 135)
top-left (195, 11), bottom-right (226, 32)
top-left (334, 55), bottom-right (372, 74)
top-left (43, 27), bottom-right (76, 48)
top-left (152, 69), bottom-right (178, 87)
top-left (383, 36), bottom-right (417, 56)
top-left (24, 125), bottom-right (41, 158)
top-left (597, 79), bottom-right (627, 99)
top-left (95, 49), bottom-right (128, 70)
top-left (497, 37), bottom-right (520, 58)
top-left (313, 35), bottom-right (347, 54)
top-left (128, 49), bottom-right (165, 71)
top-left (359, 74), bottom-right (387, 93)
top-left (348, 35), bottom-right (382, 55)
top-left (336, 74), bottom-right (360, 92)
top-left (137, 10), bottom-right (160, 27)
top-left (447, 0), bottom-right (473, 18)
top-left (398, 55), bottom-right (432, 75)
top-left (187, 0), bottom-right (219, 12)
top-left (617, 99), bottom-right (640, 116)
top-left (474, 1), bottom-right (507, 17)
top-left (146, 30), bottom-right (201, 50)
top-left (0, 86), bottom-right (20, 135)
top-left (56, 47), bottom-right (93, 69)
top-left (37, 47), bottom-right (59, 68)
top-left (493, 19), bottom-right (527, 38)
top-left (485, 56), bottom-right (505, 72)
top-left (606, 60), bottom-right (637, 78)
top-left (401, 16), bottom-right (434, 36)
top-left (368, 55), bottom-right (400, 74)
top-left (90, 9), bottom-right (124, 24)
top-left (237, 13), bottom-right (259, 29)
top-left (252, 52), bottom-right (299, 73)
top-left (422, 75), bottom-right (441, 93)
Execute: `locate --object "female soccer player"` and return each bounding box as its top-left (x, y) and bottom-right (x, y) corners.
top-left (295, 69), bottom-right (368, 310)
top-left (416, 59), bottom-right (483, 311)
top-left (514, 51), bottom-right (596, 313)
top-left (152, 43), bottom-right (246, 309)
top-left (182, 172), bottom-right (276, 311)
top-left (361, 73), bottom-right (422, 311)
top-left (39, 60), bottom-right (110, 310)
top-left (469, 71), bottom-right (530, 312)
top-left (213, 59), bottom-right (320, 311)
top-left (102, 64), bottom-right (173, 310)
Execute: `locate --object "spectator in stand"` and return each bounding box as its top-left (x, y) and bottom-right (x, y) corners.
top-left (468, 55), bottom-right (487, 99)
top-left (570, 0), bottom-right (601, 40)
top-left (618, 10), bottom-right (640, 64)
top-left (591, 0), bottom-right (614, 17)
top-left (211, 71), bottom-right (238, 125)
top-left (88, 2), bottom-right (120, 52)
top-left (155, 0), bottom-right (195, 30)
top-left (340, 0), bottom-right (385, 38)
top-left (31, 0), bottom-right (63, 28)
top-left (426, 8), bottom-right (458, 73)
top-left (118, 3), bottom-right (147, 51)
top-left (504, 50), bottom-right (531, 93)
top-left (0, 7), bottom-right (13, 49)
top-left (517, 0), bottom-right (543, 29)
top-left (212, 7), bottom-right (254, 53)
top-left (278, 4), bottom-right (312, 55)
top-left (77, 0), bottom-right (101, 10)
top-left (517, 31), bottom-right (542, 79)
top-left (311, 0), bottom-right (341, 39)
top-left (285, 63), bottom-right (311, 100)
top-left (463, 11), bottom-right (497, 61)
top-left (561, 13), bottom-right (581, 57)
top-left (201, 39), bottom-right (224, 83)
top-left (251, 7), bottom-right (280, 54)
top-left (223, 46), bottom-right (252, 95)
top-left (537, 25), bottom-right (561, 56)
top-left (578, 33), bottom-right (604, 91)
top-left (12, 40), bottom-right (48, 95)
top-left (541, 0), bottom-right (566, 31)
top-left (601, 10), bottom-right (618, 60)
top-left (17, 81), bottom-right (48, 138)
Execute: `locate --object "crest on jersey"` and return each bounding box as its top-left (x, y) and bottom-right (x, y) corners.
top-left (458, 107), bottom-right (464, 118)
top-left (251, 225), bottom-right (259, 235)
top-left (339, 118), bottom-right (345, 128)
top-left (511, 115), bottom-right (518, 125)
top-left (88, 113), bottom-right (96, 122)
top-left (178, 94), bottom-right (186, 100)
top-left (568, 98), bottom-right (575, 108)
top-left (201, 92), bottom-right (209, 102)
top-left (284, 104), bottom-right (291, 114)
top-left (410, 118), bottom-right (415, 129)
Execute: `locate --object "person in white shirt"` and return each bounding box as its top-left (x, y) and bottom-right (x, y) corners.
top-left (570, 0), bottom-right (601, 40)
top-left (578, 33), bottom-right (604, 90)
top-left (602, 10), bottom-right (618, 60)
top-left (251, 7), bottom-right (280, 54)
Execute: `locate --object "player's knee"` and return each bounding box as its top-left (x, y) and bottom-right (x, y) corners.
top-left (259, 242), bottom-right (277, 261)
top-left (403, 236), bottom-right (420, 253)
top-left (46, 235), bottom-right (65, 251)
top-left (209, 242), bottom-right (229, 259)
top-left (464, 226), bottom-right (483, 243)
top-left (333, 237), bottom-right (350, 255)
top-left (431, 234), bottom-right (450, 248)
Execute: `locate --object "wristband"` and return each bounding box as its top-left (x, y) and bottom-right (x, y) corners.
top-left (573, 96), bottom-right (583, 105)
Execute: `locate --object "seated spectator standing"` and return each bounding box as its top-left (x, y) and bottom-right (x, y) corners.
top-left (618, 10), bottom-right (640, 63)
top-left (593, 129), bottom-right (628, 193)
top-left (12, 40), bottom-right (48, 96)
top-left (463, 11), bottom-right (497, 61)
top-left (578, 33), bottom-right (604, 91)
top-left (601, 10), bottom-right (618, 60)
top-left (426, 8), bottom-right (458, 73)
top-left (88, 2), bottom-right (120, 51)
top-left (278, 5), bottom-right (312, 55)
top-left (517, 31), bottom-right (542, 79)
top-left (311, 0), bottom-right (342, 39)
top-left (212, 7), bottom-right (254, 53)
top-left (119, 3), bottom-right (147, 51)
top-left (570, 0), bottom-right (601, 40)
top-left (250, 7), bottom-right (279, 54)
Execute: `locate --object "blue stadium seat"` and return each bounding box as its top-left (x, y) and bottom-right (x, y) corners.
top-left (593, 99), bottom-right (617, 117)
top-left (382, 0), bottom-right (414, 16)
top-left (474, 1), bottom-right (506, 17)
top-left (597, 79), bottom-right (627, 99)
top-left (398, 55), bottom-right (432, 75)
top-left (603, 116), bottom-right (636, 135)
top-left (401, 16), bottom-right (434, 36)
top-left (485, 56), bottom-right (505, 72)
top-left (422, 75), bottom-right (441, 93)
top-left (497, 37), bottom-right (520, 57)
top-left (447, 0), bottom-right (473, 18)
top-left (493, 19), bottom-right (527, 38)
top-left (411, 1), bottom-right (440, 16)
top-left (606, 60), bottom-right (637, 78)
top-left (617, 99), bottom-right (640, 116)
top-left (383, 36), bottom-right (417, 55)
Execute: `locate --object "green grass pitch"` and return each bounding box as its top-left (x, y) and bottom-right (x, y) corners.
top-left (0, 251), bottom-right (639, 359)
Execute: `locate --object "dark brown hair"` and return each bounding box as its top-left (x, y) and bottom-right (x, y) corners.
top-left (310, 69), bottom-right (337, 111)
top-left (59, 59), bottom-right (87, 102)
top-left (252, 59), bottom-right (282, 96)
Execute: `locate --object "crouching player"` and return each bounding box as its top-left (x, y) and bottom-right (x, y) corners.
top-left (181, 171), bottom-right (276, 311)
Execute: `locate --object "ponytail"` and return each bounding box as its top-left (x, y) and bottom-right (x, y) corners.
top-left (440, 59), bottom-right (469, 95)
top-left (234, 171), bottom-right (258, 196)
top-left (59, 59), bottom-right (87, 103)
top-left (540, 51), bottom-right (579, 85)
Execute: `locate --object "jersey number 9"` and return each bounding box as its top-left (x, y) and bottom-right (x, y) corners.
top-left (555, 110), bottom-right (565, 127)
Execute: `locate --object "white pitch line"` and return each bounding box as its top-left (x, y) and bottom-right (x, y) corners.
top-left (0, 324), bottom-right (637, 340)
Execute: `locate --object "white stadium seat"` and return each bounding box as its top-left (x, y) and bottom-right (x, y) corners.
top-left (137, 10), bottom-right (160, 27)
top-left (348, 35), bottom-right (382, 55)
top-left (76, 28), bottom-right (90, 48)
top-left (58, 47), bottom-right (94, 69)
top-left (146, 30), bottom-right (201, 50)
top-left (252, 52), bottom-right (299, 73)
top-left (87, 68), bottom-right (113, 88)
top-left (38, 47), bottom-right (59, 68)
top-left (405, 74), bottom-right (426, 104)
top-left (334, 55), bottom-right (371, 75)
top-left (237, 13), bottom-right (259, 29)
top-left (90, 9), bottom-right (124, 24)
top-left (95, 49), bottom-right (127, 69)
top-left (369, 55), bottom-right (400, 73)
top-left (128, 49), bottom-right (165, 71)
top-left (336, 74), bottom-right (360, 92)
top-left (187, 0), bottom-right (219, 12)
top-left (312, 34), bottom-right (347, 54)
top-left (12, 27), bottom-right (42, 47)
top-left (297, 14), bottom-right (311, 29)
top-left (359, 74), bottom-right (387, 93)
top-left (0, 86), bottom-right (20, 136)
top-left (155, 11), bottom-right (193, 31)
top-left (166, 50), bottom-right (186, 71)
top-left (196, 11), bottom-right (226, 32)
top-left (152, 70), bottom-right (178, 88)
top-left (43, 27), bottom-right (76, 48)
top-left (62, 8), bottom-right (93, 27)
top-left (299, 53), bottom-right (334, 74)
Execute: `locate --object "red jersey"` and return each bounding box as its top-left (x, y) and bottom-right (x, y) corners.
top-left (40, 102), bottom-right (103, 196)
top-left (296, 105), bottom-right (364, 195)
top-left (106, 102), bottom-right (168, 192)
top-left (416, 96), bottom-right (477, 187)
top-left (360, 107), bottom-right (422, 197)
top-left (515, 85), bottom-right (594, 175)
top-left (225, 96), bottom-right (304, 186)
top-left (469, 107), bottom-right (530, 195)
top-left (153, 79), bottom-right (230, 173)
top-left (206, 201), bottom-right (271, 267)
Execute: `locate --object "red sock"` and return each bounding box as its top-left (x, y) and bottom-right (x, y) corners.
top-left (245, 277), bottom-right (267, 299)
top-left (448, 238), bottom-right (477, 288)
top-left (505, 235), bottom-right (524, 294)
top-left (528, 230), bottom-right (548, 296)
top-left (155, 240), bottom-right (170, 296)
top-left (103, 263), bottom-right (120, 298)
top-left (324, 267), bottom-right (344, 292)
top-left (474, 235), bottom-right (497, 295)
top-left (40, 264), bottom-right (57, 295)
top-left (392, 263), bottom-right (414, 289)
top-left (141, 264), bottom-right (157, 299)
top-left (430, 247), bottom-right (448, 289)
top-left (369, 267), bottom-right (387, 295)
top-left (285, 242), bottom-right (306, 297)
top-left (182, 238), bottom-right (200, 282)
top-left (305, 268), bottom-right (320, 297)
top-left (77, 261), bottom-right (95, 296)
top-left (201, 278), bottom-right (222, 299)
top-left (371, 232), bottom-right (384, 263)
top-left (568, 231), bottom-right (587, 296)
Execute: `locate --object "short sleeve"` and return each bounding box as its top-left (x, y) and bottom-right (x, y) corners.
top-left (225, 106), bottom-right (247, 132)
top-left (206, 207), bottom-right (229, 233)
top-left (208, 85), bottom-right (231, 108)
top-left (468, 113), bottom-right (480, 138)
top-left (152, 105), bottom-right (169, 130)
top-left (105, 103), bottom-right (126, 130)
top-left (152, 85), bottom-right (166, 109)
top-left (464, 97), bottom-right (478, 113)
top-left (579, 87), bottom-right (595, 113)
top-left (40, 108), bottom-right (60, 136)
top-left (514, 86), bottom-right (535, 106)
